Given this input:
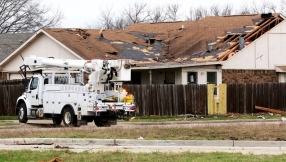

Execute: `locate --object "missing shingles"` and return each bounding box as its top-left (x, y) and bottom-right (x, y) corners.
top-left (107, 52), bottom-right (117, 55)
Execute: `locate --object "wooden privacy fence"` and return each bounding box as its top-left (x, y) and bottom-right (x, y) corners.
top-left (0, 85), bottom-right (25, 115)
top-left (0, 82), bottom-right (285, 116)
top-left (227, 83), bottom-right (286, 113)
top-left (124, 84), bottom-right (208, 116)
top-left (0, 79), bottom-right (25, 115)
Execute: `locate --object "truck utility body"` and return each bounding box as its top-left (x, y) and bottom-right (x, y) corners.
top-left (16, 56), bottom-right (135, 127)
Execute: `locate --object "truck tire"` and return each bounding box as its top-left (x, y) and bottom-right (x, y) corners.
top-left (52, 117), bottom-right (62, 126)
top-left (94, 119), bottom-right (109, 127)
top-left (18, 103), bottom-right (28, 123)
top-left (62, 107), bottom-right (75, 126)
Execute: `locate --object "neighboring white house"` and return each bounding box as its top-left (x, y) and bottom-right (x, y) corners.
top-left (0, 30), bottom-right (83, 80)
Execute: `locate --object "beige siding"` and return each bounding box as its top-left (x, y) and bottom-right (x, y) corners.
top-left (2, 34), bottom-right (80, 79)
top-left (223, 20), bottom-right (286, 70)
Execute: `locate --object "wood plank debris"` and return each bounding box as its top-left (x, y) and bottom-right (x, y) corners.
top-left (255, 106), bottom-right (286, 115)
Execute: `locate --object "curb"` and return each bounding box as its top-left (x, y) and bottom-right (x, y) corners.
top-left (1, 138), bottom-right (286, 147)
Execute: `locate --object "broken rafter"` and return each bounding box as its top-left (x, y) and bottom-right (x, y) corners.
top-left (218, 44), bottom-right (239, 61)
top-left (243, 18), bottom-right (273, 40)
top-left (217, 34), bottom-right (242, 61)
top-left (245, 17), bottom-right (278, 41)
top-left (218, 16), bottom-right (283, 61)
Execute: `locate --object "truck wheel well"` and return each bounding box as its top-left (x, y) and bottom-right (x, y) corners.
top-left (61, 104), bottom-right (75, 116)
top-left (16, 100), bottom-right (25, 113)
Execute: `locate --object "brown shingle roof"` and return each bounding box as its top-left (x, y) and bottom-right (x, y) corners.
top-left (42, 13), bottom-right (283, 65)
top-left (125, 14), bottom-right (263, 59)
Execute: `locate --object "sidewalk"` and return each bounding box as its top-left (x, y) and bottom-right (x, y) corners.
top-left (1, 138), bottom-right (286, 154)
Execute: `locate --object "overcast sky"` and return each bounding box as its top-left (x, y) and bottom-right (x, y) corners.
top-left (41, 0), bottom-right (280, 28)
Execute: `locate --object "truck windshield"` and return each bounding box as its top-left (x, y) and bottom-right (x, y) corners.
top-left (30, 77), bottom-right (39, 90)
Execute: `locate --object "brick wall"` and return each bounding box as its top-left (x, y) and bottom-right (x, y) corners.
top-left (222, 70), bottom-right (278, 83)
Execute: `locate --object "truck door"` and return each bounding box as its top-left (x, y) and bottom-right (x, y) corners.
top-left (27, 77), bottom-right (40, 105)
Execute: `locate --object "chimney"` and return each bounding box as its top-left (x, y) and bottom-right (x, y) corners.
top-left (239, 37), bottom-right (245, 50)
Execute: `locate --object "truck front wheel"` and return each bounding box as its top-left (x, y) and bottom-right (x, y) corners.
top-left (18, 103), bottom-right (28, 123)
top-left (62, 107), bottom-right (75, 126)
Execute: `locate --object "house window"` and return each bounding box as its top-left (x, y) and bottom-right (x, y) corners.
top-left (165, 72), bottom-right (175, 84)
top-left (207, 72), bottom-right (217, 95)
top-left (187, 72), bottom-right (197, 84)
top-left (207, 72), bottom-right (217, 84)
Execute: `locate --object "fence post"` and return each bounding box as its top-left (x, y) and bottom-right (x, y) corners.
top-left (207, 84), bottom-right (215, 115)
top-left (218, 84), bottom-right (227, 114)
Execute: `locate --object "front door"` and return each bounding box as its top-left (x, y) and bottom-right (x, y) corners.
top-left (207, 72), bottom-right (217, 94)
top-left (27, 77), bottom-right (39, 106)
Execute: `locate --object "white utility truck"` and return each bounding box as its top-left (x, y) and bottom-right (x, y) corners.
top-left (16, 55), bottom-right (136, 127)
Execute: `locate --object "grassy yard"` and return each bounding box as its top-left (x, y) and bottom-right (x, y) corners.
top-left (0, 115), bottom-right (286, 161)
top-left (0, 120), bottom-right (18, 126)
top-left (0, 113), bottom-right (283, 122)
top-left (0, 150), bottom-right (286, 162)
top-left (127, 113), bottom-right (283, 122)
top-left (0, 116), bottom-right (18, 120)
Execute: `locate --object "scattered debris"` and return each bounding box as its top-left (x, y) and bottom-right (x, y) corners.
top-left (257, 115), bottom-right (265, 119)
top-left (54, 145), bottom-right (69, 149)
top-left (111, 41), bottom-right (124, 44)
top-left (106, 139), bottom-right (119, 146)
top-left (228, 113), bottom-right (239, 118)
top-left (99, 28), bottom-right (104, 38)
top-left (229, 137), bottom-right (238, 140)
top-left (38, 157), bottom-right (63, 162)
top-left (276, 138), bottom-right (286, 141)
top-left (281, 117), bottom-right (286, 121)
top-left (138, 136), bottom-right (144, 140)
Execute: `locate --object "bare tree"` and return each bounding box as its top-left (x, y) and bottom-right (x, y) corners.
top-left (221, 4), bottom-right (233, 16)
top-left (236, 0), bottom-right (286, 15)
top-left (252, 0), bottom-right (268, 13)
top-left (209, 4), bottom-right (232, 16)
top-left (238, 4), bottom-right (252, 15)
top-left (186, 6), bottom-right (208, 21)
top-left (123, 2), bottom-right (149, 24)
top-left (210, 4), bottom-right (220, 16)
top-left (280, 0), bottom-right (286, 15)
top-left (114, 16), bottom-right (127, 30)
top-left (166, 3), bottom-right (181, 21)
top-left (148, 6), bottom-right (167, 23)
top-left (0, 0), bottom-right (63, 33)
top-left (99, 6), bottom-right (115, 29)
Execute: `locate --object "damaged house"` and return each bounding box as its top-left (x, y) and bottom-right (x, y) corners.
top-left (0, 13), bottom-right (285, 84)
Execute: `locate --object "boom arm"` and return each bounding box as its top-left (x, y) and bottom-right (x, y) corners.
top-left (22, 55), bottom-right (132, 83)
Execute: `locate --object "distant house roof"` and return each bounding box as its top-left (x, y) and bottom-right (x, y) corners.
top-left (0, 33), bottom-right (33, 62)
